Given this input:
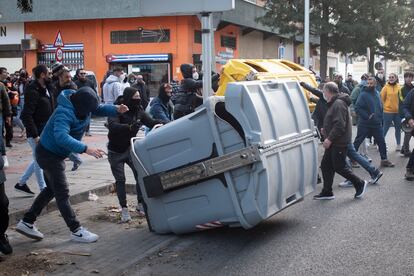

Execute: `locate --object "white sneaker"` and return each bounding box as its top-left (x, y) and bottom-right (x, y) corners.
top-left (135, 203), bottom-right (146, 217)
top-left (71, 227), bottom-right (99, 243)
top-left (16, 220), bottom-right (44, 240)
top-left (3, 156), bottom-right (9, 168)
top-left (339, 180), bottom-right (353, 188)
top-left (121, 207), bottom-right (131, 223)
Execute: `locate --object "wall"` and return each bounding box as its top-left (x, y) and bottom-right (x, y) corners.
top-left (239, 31), bottom-right (263, 58)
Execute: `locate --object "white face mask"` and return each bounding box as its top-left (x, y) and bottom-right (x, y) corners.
top-left (192, 72), bottom-right (199, 80)
top-left (377, 73), bottom-right (384, 79)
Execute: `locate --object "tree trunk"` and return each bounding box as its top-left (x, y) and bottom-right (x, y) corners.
top-left (368, 47), bottom-right (375, 74)
top-left (320, 34), bottom-right (328, 80)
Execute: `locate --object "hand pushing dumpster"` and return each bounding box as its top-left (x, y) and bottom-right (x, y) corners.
top-left (131, 80), bottom-right (318, 234)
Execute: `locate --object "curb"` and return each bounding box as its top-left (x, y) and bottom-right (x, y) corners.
top-left (9, 183), bottom-right (137, 225)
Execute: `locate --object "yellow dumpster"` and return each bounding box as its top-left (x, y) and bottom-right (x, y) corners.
top-left (216, 59), bottom-right (318, 112)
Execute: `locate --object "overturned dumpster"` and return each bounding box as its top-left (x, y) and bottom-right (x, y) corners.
top-left (131, 80), bottom-right (318, 234)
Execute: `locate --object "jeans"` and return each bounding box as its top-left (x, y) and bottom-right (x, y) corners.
top-left (0, 116), bottom-right (5, 156)
top-left (354, 125), bottom-right (388, 160)
top-left (0, 182), bottom-right (9, 235)
top-left (108, 149), bottom-right (143, 208)
top-left (19, 138), bottom-right (46, 191)
top-left (347, 143), bottom-right (378, 178)
top-left (321, 146), bottom-right (364, 194)
top-left (383, 112), bottom-right (402, 145)
top-left (68, 152), bottom-right (82, 164)
top-left (23, 143), bottom-right (81, 232)
top-left (13, 105), bottom-right (24, 131)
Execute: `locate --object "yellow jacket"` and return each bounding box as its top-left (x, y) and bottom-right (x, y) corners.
top-left (380, 83), bottom-right (401, 113)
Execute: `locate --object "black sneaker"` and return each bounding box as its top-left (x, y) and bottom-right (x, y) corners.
top-left (14, 183), bottom-right (35, 196)
top-left (5, 143), bottom-right (12, 148)
top-left (71, 162), bottom-right (81, 171)
top-left (313, 192), bottom-right (335, 200)
top-left (370, 171), bottom-right (383, 185)
top-left (0, 234), bottom-right (12, 255)
top-left (355, 180), bottom-right (368, 199)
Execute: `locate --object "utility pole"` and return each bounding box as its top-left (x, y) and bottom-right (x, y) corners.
top-left (304, 0), bottom-right (310, 69)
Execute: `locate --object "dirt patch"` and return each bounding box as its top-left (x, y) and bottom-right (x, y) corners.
top-left (89, 205), bottom-right (147, 229)
top-left (0, 249), bottom-right (72, 276)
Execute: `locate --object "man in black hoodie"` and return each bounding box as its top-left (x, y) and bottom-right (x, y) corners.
top-left (107, 87), bottom-right (165, 222)
top-left (314, 82), bottom-right (367, 200)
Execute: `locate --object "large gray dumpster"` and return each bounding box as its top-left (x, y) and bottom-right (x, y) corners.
top-left (131, 80), bottom-right (318, 234)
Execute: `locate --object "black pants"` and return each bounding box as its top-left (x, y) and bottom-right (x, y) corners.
top-left (4, 116), bottom-right (13, 145)
top-left (23, 144), bottom-right (80, 232)
top-left (0, 182), bottom-right (9, 235)
top-left (321, 146), bottom-right (364, 194)
top-left (108, 149), bottom-right (143, 208)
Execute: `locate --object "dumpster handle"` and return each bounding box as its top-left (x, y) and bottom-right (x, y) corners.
top-left (130, 137), bottom-right (150, 176)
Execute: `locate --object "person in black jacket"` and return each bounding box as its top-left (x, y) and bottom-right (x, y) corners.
top-left (74, 68), bottom-right (96, 136)
top-left (107, 87), bottom-right (165, 222)
top-left (0, 155), bottom-right (11, 255)
top-left (131, 75), bottom-right (149, 110)
top-left (16, 65), bottom-right (54, 195)
top-left (173, 63), bottom-right (220, 120)
top-left (401, 89), bottom-right (414, 179)
top-left (50, 66), bottom-right (77, 107)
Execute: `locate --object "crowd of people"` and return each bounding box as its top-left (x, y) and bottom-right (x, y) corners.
top-left (0, 61), bottom-right (218, 255)
top-left (304, 69), bottom-right (414, 200)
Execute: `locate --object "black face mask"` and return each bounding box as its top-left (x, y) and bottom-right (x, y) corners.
top-left (44, 78), bottom-right (51, 85)
top-left (129, 99), bottom-right (141, 109)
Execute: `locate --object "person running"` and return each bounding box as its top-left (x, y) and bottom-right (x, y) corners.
top-left (15, 87), bottom-right (129, 243)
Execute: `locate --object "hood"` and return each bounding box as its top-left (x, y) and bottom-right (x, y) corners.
top-left (332, 93), bottom-right (351, 106)
top-left (385, 82), bottom-right (399, 88)
top-left (70, 87), bottom-right (99, 120)
top-left (115, 87), bottom-right (142, 111)
top-left (180, 63), bottom-right (194, 79)
top-left (158, 84), bottom-right (171, 103)
top-left (105, 74), bottom-right (120, 84)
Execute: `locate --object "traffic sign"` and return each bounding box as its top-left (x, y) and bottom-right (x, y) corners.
top-left (55, 47), bottom-right (63, 62)
top-left (53, 30), bottom-right (64, 47)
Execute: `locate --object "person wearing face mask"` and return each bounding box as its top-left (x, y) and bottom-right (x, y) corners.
top-left (103, 67), bottom-right (124, 104)
top-left (107, 87), bottom-right (165, 222)
top-left (354, 77), bottom-right (395, 167)
top-left (150, 83), bottom-right (174, 122)
top-left (381, 73), bottom-right (402, 151)
top-left (131, 75), bottom-right (149, 109)
top-left (314, 82), bottom-right (367, 200)
top-left (375, 69), bottom-right (386, 91)
top-left (16, 65), bottom-right (54, 196)
top-left (16, 86), bottom-right (129, 243)
top-left (399, 72), bottom-right (414, 157)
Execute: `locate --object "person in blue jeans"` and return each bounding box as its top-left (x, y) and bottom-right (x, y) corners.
top-left (16, 87), bottom-right (128, 243)
top-left (354, 77), bottom-right (395, 168)
top-left (16, 65), bottom-right (53, 195)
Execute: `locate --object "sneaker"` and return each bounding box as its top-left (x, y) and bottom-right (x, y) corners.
top-left (71, 161), bottom-right (81, 171)
top-left (14, 183), bottom-right (35, 196)
top-left (370, 171), bottom-right (384, 185)
top-left (405, 168), bottom-right (414, 181)
top-left (135, 203), bottom-right (146, 217)
top-left (381, 159), bottom-right (395, 168)
top-left (71, 227), bottom-right (99, 243)
top-left (121, 207), bottom-right (131, 223)
top-left (400, 149), bottom-right (411, 157)
top-left (355, 180), bottom-right (368, 199)
top-left (3, 156), bottom-right (9, 168)
top-left (0, 234), bottom-right (12, 255)
top-left (313, 192), bottom-right (335, 200)
top-left (339, 180), bottom-right (353, 188)
top-left (16, 220), bottom-right (44, 240)
top-left (396, 145), bottom-right (402, 152)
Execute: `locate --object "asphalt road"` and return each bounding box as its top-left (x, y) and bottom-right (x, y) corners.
top-left (129, 135), bottom-right (414, 276)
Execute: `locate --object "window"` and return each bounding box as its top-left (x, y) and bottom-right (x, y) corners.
top-left (111, 29), bottom-right (170, 44)
top-left (194, 30), bottom-right (202, 44)
top-left (221, 35), bottom-right (237, 49)
top-left (37, 51), bottom-right (84, 70)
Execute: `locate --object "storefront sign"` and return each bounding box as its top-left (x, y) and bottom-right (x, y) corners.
top-left (0, 23), bottom-right (24, 45)
top-left (41, 43), bottom-right (84, 51)
top-left (216, 50), bottom-right (234, 65)
top-left (106, 54), bottom-right (170, 63)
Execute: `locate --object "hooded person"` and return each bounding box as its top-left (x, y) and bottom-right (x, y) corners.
top-left (15, 86), bottom-right (129, 243)
top-left (150, 83), bottom-right (174, 122)
top-left (107, 87), bottom-right (165, 222)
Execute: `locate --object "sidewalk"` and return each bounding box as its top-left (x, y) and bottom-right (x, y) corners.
top-left (4, 132), bottom-right (135, 224)
top-left (1, 194), bottom-right (175, 275)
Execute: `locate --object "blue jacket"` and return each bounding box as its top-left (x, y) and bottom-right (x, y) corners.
top-left (355, 87), bottom-right (383, 128)
top-left (40, 89), bottom-right (118, 157)
top-left (149, 96), bottom-right (173, 122)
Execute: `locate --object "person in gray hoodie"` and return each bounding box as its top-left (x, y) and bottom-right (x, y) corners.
top-left (102, 67), bottom-right (124, 104)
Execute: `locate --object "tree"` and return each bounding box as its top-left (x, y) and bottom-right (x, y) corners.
top-left (258, 0), bottom-right (414, 78)
top-left (17, 0), bottom-right (33, 13)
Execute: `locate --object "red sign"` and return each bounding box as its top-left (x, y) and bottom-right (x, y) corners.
top-left (53, 31), bottom-right (64, 47)
top-left (55, 47), bottom-right (63, 62)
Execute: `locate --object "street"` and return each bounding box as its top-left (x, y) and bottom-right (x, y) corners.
top-left (1, 128), bottom-right (413, 275)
